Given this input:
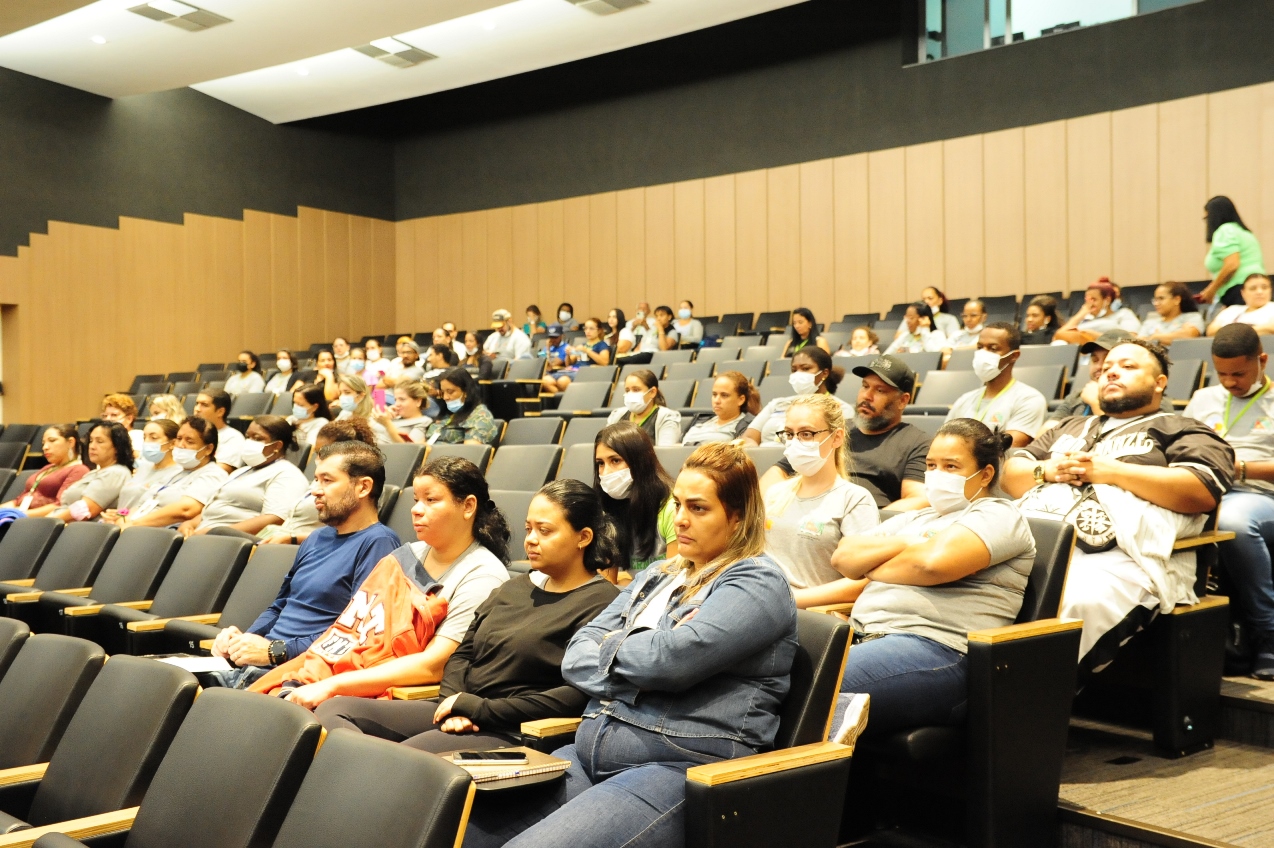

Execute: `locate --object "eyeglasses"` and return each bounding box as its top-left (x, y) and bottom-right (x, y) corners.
top-left (776, 428), bottom-right (830, 444)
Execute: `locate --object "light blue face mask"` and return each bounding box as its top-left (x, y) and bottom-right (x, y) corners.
top-left (678, 308), bottom-right (692, 320)
top-left (141, 442), bottom-right (166, 464)
top-left (350, 360), bottom-right (365, 373)
top-left (446, 399), bottom-right (464, 414)
top-left (292, 404), bottom-right (309, 420)
top-left (339, 395), bottom-right (357, 412)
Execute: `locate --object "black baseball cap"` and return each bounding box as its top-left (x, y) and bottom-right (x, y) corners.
top-left (851, 355), bottom-right (916, 395)
top-left (1080, 329), bottom-right (1135, 355)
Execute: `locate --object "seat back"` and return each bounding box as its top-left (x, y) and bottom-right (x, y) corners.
top-left (0, 442), bottom-right (27, 471)
top-left (29, 656), bottom-right (199, 827)
top-left (228, 393), bottom-right (274, 418)
top-left (426, 443), bottom-right (494, 474)
top-left (1019, 518), bottom-right (1076, 624)
top-left (1017, 343), bottom-right (1080, 374)
top-left (744, 445), bottom-right (786, 477)
top-left (775, 611), bottom-right (852, 750)
top-left (380, 442), bottom-right (427, 490)
top-left (1165, 358), bottom-right (1204, 403)
top-left (0, 618), bottom-right (30, 684)
top-left (696, 347), bottom-right (740, 367)
top-left (1, 469), bottom-right (33, 503)
top-left (31, 522), bottom-right (120, 591)
top-left (388, 488), bottom-right (416, 543)
top-left (561, 416), bottom-right (608, 448)
top-left (1167, 337), bottom-right (1213, 363)
top-left (148, 535), bottom-right (255, 618)
top-left (557, 443), bottom-right (595, 484)
top-left (1013, 364), bottom-right (1067, 400)
top-left (664, 361), bottom-right (712, 382)
top-left (378, 485), bottom-right (400, 524)
top-left (503, 359), bottom-right (546, 381)
top-left (650, 349), bottom-right (693, 367)
top-left (900, 414), bottom-right (945, 438)
top-left (0, 424), bottom-right (40, 444)
top-left (485, 445), bottom-right (562, 492)
top-left (272, 729), bottom-right (473, 848)
top-left (659, 380), bottom-right (696, 408)
top-left (502, 417), bottom-right (565, 445)
top-left (124, 689), bottom-right (322, 848)
top-left (743, 345), bottom-right (785, 362)
top-left (554, 381), bottom-right (612, 413)
top-left (0, 635), bottom-right (105, 768)
top-left (0, 517), bottom-right (64, 582)
top-left (572, 365), bottom-right (617, 384)
top-left (216, 544), bottom-right (300, 631)
top-left (892, 351), bottom-right (943, 381)
top-left (756, 310), bottom-right (792, 332)
top-left (654, 446), bottom-right (697, 481)
top-left (912, 371), bottom-right (981, 407)
top-left (287, 442), bottom-right (311, 471)
top-left (82, 527), bottom-right (183, 604)
top-left (491, 490), bottom-right (537, 562)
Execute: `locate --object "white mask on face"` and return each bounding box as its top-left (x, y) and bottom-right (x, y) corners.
top-left (783, 435), bottom-right (831, 477)
top-left (624, 391), bottom-right (649, 414)
top-left (240, 440), bottom-right (271, 468)
top-left (788, 371), bottom-right (818, 396)
top-left (599, 468), bottom-right (633, 499)
top-left (276, 358), bottom-right (292, 373)
top-left (924, 469), bottom-right (983, 515)
top-left (173, 446), bottom-right (205, 470)
top-left (971, 349), bottom-right (1009, 384)
top-left (366, 349), bottom-right (381, 362)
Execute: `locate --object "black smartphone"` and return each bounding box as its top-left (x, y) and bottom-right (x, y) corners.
top-left (453, 751), bottom-right (529, 764)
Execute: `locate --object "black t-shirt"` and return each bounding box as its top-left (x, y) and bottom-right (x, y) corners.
top-left (849, 423), bottom-right (931, 507)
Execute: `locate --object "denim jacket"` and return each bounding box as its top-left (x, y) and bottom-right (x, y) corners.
top-left (562, 554), bottom-right (798, 752)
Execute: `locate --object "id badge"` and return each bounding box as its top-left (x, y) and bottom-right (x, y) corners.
top-left (17, 495), bottom-right (32, 512)
top-left (134, 498), bottom-right (159, 517)
top-left (427, 431), bottom-right (441, 446)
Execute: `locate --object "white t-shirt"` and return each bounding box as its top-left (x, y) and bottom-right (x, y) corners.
top-left (483, 328), bottom-right (533, 360)
top-left (764, 477), bottom-right (879, 589)
top-left (614, 327), bottom-right (637, 354)
top-left (632, 570), bottom-right (686, 630)
top-left (264, 372), bottom-right (294, 395)
top-left (947, 324), bottom-right (984, 349)
top-left (1185, 381), bottom-right (1274, 494)
top-left (118, 464), bottom-right (182, 511)
top-left (932, 312), bottom-right (961, 339)
top-left (408, 541), bottom-right (510, 643)
top-left (606, 406), bottom-right (683, 446)
top-left (198, 459), bottom-right (311, 529)
top-left (155, 463), bottom-right (228, 508)
top-left (223, 371), bottom-right (265, 397)
top-left (682, 414), bottom-right (750, 446)
top-left (946, 379), bottom-right (1047, 437)
top-left (885, 328), bottom-right (947, 354)
top-left (637, 325), bottom-right (678, 354)
top-left (751, 395), bottom-right (856, 445)
top-left (293, 417), bottom-right (327, 447)
top-left (1212, 302), bottom-right (1274, 331)
top-left (216, 425), bottom-right (245, 469)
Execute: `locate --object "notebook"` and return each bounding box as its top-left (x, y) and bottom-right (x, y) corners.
top-left (446, 746), bottom-right (570, 784)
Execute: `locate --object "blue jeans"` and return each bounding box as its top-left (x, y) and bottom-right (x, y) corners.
top-left (833, 634), bottom-right (968, 739)
top-left (462, 715), bottom-right (751, 848)
top-left (1219, 490), bottom-right (1274, 639)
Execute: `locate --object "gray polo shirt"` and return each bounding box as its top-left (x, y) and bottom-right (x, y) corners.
top-left (1184, 382), bottom-right (1274, 494)
top-left (947, 379), bottom-right (1047, 437)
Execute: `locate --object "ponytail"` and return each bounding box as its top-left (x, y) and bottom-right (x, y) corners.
top-left (536, 479), bottom-right (625, 572)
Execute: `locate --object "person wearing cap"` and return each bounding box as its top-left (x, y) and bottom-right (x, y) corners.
top-left (538, 324), bottom-right (572, 392)
top-left (1055, 279), bottom-right (1142, 345)
top-left (758, 353), bottom-right (930, 511)
top-left (1041, 329), bottom-right (1175, 434)
top-left (382, 338), bottom-right (425, 389)
top-left (1184, 324), bottom-right (1274, 679)
top-left (945, 322), bottom-right (1046, 447)
top-left (483, 309), bottom-right (533, 360)
top-left (1004, 338), bottom-right (1234, 675)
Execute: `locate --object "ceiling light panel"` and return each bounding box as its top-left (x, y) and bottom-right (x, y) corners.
top-left (565, 0), bottom-right (649, 16)
top-left (128, 1), bottom-right (230, 31)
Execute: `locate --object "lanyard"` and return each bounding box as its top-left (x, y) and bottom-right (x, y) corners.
top-left (973, 380), bottom-right (1015, 421)
top-left (1222, 378), bottom-right (1271, 437)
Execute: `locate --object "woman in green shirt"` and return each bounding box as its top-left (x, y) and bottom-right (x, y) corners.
top-left (593, 422), bottom-right (679, 578)
top-left (1200, 196), bottom-right (1266, 306)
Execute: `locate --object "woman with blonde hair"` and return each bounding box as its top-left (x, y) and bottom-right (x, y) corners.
top-left (464, 442), bottom-right (798, 848)
top-left (764, 393), bottom-right (879, 608)
top-left (147, 394), bottom-right (186, 425)
top-left (336, 374), bottom-right (391, 445)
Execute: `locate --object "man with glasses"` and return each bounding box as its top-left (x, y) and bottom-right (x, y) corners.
top-left (762, 355), bottom-right (931, 510)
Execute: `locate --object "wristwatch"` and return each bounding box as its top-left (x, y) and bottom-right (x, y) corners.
top-left (267, 640), bottom-right (287, 667)
top-left (1033, 465), bottom-right (1046, 485)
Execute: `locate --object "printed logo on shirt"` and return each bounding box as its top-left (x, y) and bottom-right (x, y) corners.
top-left (313, 590), bottom-right (386, 661)
top-left (1253, 417), bottom-right (1274, 434)
top-left (797, 519), bottom-right (827, 538)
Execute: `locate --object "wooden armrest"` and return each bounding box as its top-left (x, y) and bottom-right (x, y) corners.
top-left (514, 379), bottom-right (545, 384)
top-left (1172, 530), bottom-right (1236, 550)
top-left (388, 685), bottom-right (440, 700)
top-left (521, 718), bottom-right (582, 738)
top-left (63, 599), bottom-right (151, 617)
top-left (199, 639), bottom-right (214, 651)
top-left (1169, 595), bottom-right (1229, 615)
top-left (56, 587), bottom-right (93, 597)
top-left (807, 603), bottom-right (854, 615)
top-left (0, 807), bottom-right (138, 848)
top-left (113, 600), bottom-right (153, 610)
top-left (686, 741), bottom-right (853, 786)
top-left (4, 579), bottom-right (34, 588)
top-left (5, 591), bottom-right (43, 603)
top-left (126, 613), bottom-right (220, 633)
top-left (0, 763), bottom-right (47, 787)
top-left (967, 617), bottom-right (1082, 645)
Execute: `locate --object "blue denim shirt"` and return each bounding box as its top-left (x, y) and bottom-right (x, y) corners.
top-left (562, 554), bottom-right (798, 752)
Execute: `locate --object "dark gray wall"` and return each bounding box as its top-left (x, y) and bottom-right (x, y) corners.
top-left (298, 0), bottom-right (1274, 220)
top-left (0, 68), bottom-right (393, 255)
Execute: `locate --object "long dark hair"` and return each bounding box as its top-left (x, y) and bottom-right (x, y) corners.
top-left (908, 301), bottom-right (935, 326)
top-left (178, 416), bottom-right (219, 454)
top-left (91, 421), bottom-right (135, 473)
top-left (48, 424), bottom-right (82, 464)
top-left (594, 423), bottom-right (673, 563)
top-left (922, 287), bottom-right (950, 314)
top-left (252, 415), bottom-right (299, 453)
top-left (1028, 295), bottom-right (1060, 330)
top-left (791, 346), bottom-right (844, 394)
top-left (1206, 195), bottom-right (1248, 241)
top-left (417, 455), bottom-right (511, 564)
top-left (535, 479), bottom-right (623, 573)
top-left (789, 307), bottom-right (818, 344)
top-left (1159, 281), bottom-right (1199, 314)
top-left (608, 308), bottom-right (627, 349)
top-left (936, 418), bottom-right (1013, 488)
top-left (439, 367), bottom-right (481, 417)
top-left (627, 370), bottom-right (666, 407)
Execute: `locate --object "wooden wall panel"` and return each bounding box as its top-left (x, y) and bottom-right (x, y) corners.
top-left (588, 194), bottom-right (617, 324)
top-left (615, 189), bottom-right (645, 313)
top-left (435, 214), bottom-right (465, 338)
top-left (296, 207), bottom-right (326, 349)
top-left (1111, 105), bottom-right (1159, 286)
top-left (868, 149), bottom-right (906, 313)
top-left (674, 181), bottom-right (706, 315)
top-left (734, 171), bottom-right (767, 318)
top-left (983, 128), bottom-right (1026, 296)
top-left (799, 160), bottom-right (835, 325)
top-left (395, 220), bottom-right (417, 336)
top-left (1066, 113), bottom-right (1113, 291)
top-left (271, 214), bottom-right (299, 348)
top-left (242, 211), bottom-right (274, 353)
top-left (1024, 120), bottom-right (1069, 294)
top-left (1207, 84), bottom-right (1263, 239)
top-left (536, 202), bottom-right (565, 323)
top-left (412, 218), bottom-right (440, 332)
top-left (644, 184), bottom-right (676, 312)
top-left (511, 205), bottom-right (539, 320)
top-left (832, 154), bottom-right (870, 317)
top-left (904, 143), bottom-right (944, 302)
top-left (460, 211), bottom-right (489, 334)
top-left (1157, 96), bottom-right (1208, 281)
top-left (562, 197), bottom-right (589, 321)
top-left (347, 214), bottom-right (373, 341)
top-left (370, 218), bottom-right (397, 335)
top-left (703, 175), bottom-right (736, 319)
top-left (766, 165), bottom-right (801, 313)
top-left (486, 207), bottom-right (514, 326)
top-left (943, 136), bottom-right (984, 300)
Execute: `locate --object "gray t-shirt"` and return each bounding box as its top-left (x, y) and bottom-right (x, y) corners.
top-left (409, 541), bottom-right (509, 643)
top-left (199, 460), bottom-right (310, 529)
top-left (1184, 382), bottom-right (1274, 494)
top-left (764, 477), bottom-right (879, 589)
top-left (1139, 312), bottom-right (1205, 337)
top-left (118, 464), bottom-right (182, 510)
top-left (682, 414), bottom-right (753, 446)
top-left (60, 464), bottom-right (132, 510)
top-left (850, 498), bottom-right (1036, 653)
top-left (947, 379), bottom-right (1047, 437)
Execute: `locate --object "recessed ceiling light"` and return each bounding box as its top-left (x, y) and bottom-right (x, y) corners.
top-left (128, 1), bottom-right (231, 31)
top-left (564, 0), bottom-right (648, 14)
top-left (90, 35), bottom-right (107, 44)
top-left (369, 37), bottom-right (413, 54)
top-left (355, 37), bottom-right (437, 68)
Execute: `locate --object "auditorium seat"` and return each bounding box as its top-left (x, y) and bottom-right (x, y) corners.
top-left (946, 348), bottom-right (975, 371)
top-left (27, 689), bottom-right (323, 848)
top-left (744, 445), bottom-right (785, 476)
top-left (654, 446), bottom-right (696, 480)
top-left (156, 544), bottom-right (299, 656)
top-left (485, 446), bottom-right (562, 492)
top-left (491, 490), bottom-right (536, 560)
top-left (1166, 336), bottom-right (1213, 362)
top-left (387, 487), bottom-right (416, 543)
top-left (128, 375), bottom-right (165, 395)
top-left (0, 518), bottom-right (63, 584)
top-left (228, 393), bottom-right (273, 420)
top-left (0, 425), bottom-right (41, 445)
top-left (34, 527), bottom-right (182, 635)
top-left (0, 443), bottom-right (27, 472)
top-left (379, 443), bottom-right (426, 490)
top-left (0, 523), bottom-right (120, 621)
top-left (571, 365), bottom-right (617, 385)
top-left (906, 370), bottom-right (981, 413)
top-left (556, 443), bottom-right (595, 484)
top-left (561, 417), bottom-right (608, 448)
top-left (689, 378), bottom-right (716, 411)
top-left (0, 635), bottom-right (105, 771)
top-left (664, 361), bottom-right (712, 382)
top-left (650, 350), bottom-right (694, 369)
top-left (1014, 363), bottom-right (1068, 400)
top-left (1, 470), bottom-right (33, 503)
top-left (0, 655), bottom-right (197, 836)
top-left (539, 382), bottom-right (611, 420)
top-left (721, 312), bottom-right (755, 332)
top-left (1165, 359), bottom-right (1204, 407)
top-left (1017, 343), bottom-right (1079, 375)
top-left (501, 417), bottom-right (565, 446)
top-left (755, 310), bottom-right (792, 333)
top-left (900, 415), bottom-right (945, 437)
top-left (0, 619), bottom-right (29, 686)
top-left (378, 485), bottom-right (399, 524)
top-left (426, 444), bottom-right (493, 474)
top-left (286, 442), bottom-right (311, 472)
top-left (720, 336), bottom-right (752, 350)
top-left (742, 345), bottom-right (785, 363)
top-left (659, 379), bottom-right (696, 409)
top-left (695, 347), bottom-right (741, 368)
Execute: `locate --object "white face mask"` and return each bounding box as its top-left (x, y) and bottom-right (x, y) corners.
top-left (599, 468), bottom-right (633, 499)
top-left (788, 371), bottom-right (819, 396)
top-left (366, 350), bottom-right (381, 362)
top-left (783, 435), bottom-right (831, 477)
top-left (240, 440), bottom-right (272, 468)
top-left (172, 446), bottom-right (205, 470)
top-left (276, 358), bottom-right (292, 372)
top-left (924, 469), bottom-right (983, 515)
top-left (972, 349), bottom-right (1009, 384)
top-left (624, 390), bottom-right (649, 414)
top-left (559, 311), bottom-right (572, 322)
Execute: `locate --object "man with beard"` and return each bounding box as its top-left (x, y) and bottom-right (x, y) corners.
top-left (1003, 339), bottom-right (1234, 674)
top-left (760, 354), bottom-right (931, 510)
top-left (206, 441), bottom-right (401, 688)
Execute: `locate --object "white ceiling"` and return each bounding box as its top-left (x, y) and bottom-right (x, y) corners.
top-left (0, 0), bottom-right (810, 124)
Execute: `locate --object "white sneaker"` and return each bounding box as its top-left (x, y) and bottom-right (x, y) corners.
top-left (832, 693), bottom-right (870, 747)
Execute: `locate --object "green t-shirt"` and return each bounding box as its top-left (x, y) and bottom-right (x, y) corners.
top-left (629, 498), bottom-right (678, 572)
top-left (1206, 222), bottom-right (1265, 299)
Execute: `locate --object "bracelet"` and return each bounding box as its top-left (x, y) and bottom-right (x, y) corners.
top-left (1240, 460), bottom-right (1247, 482)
